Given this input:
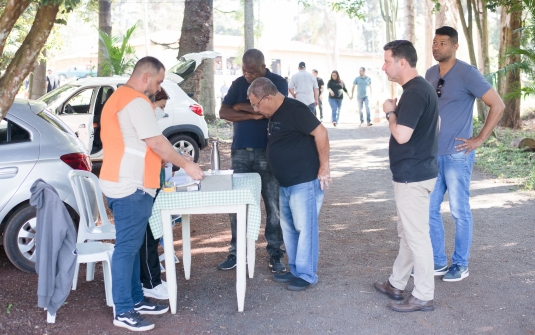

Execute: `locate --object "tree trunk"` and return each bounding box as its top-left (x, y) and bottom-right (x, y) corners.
top-left (436, 0), bottom-right (458, 29)
top-left (30, 50), bottom-right (47, 100)
top-left (404, 0), bottom-right (415, 44)
top-left (244, 0), bottom-right (254, 50)
top-left (0, 3), bottom-right (60, 121)
top-left (473, 0), bottom-right (490, 120)
top-left (0, 0), bottom-right (32, 58)
top-left (425, 0), bottom-right (434, 70)
top-left (98, 0), bottom-right (112, 76)
top-left (498, 4), bottom-right (522, 129)
top-left (178, 0), bottom-right (215, 122)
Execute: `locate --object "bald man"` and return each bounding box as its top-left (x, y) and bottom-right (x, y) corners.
top-left (99, 56), bottom-right (203, 331)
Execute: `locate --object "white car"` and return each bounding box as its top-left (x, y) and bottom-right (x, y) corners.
top-left (39, 51), bottom-right (218, 165)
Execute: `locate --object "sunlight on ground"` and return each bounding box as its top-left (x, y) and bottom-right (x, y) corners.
top-left (361, 228), bottom-right (387, 233)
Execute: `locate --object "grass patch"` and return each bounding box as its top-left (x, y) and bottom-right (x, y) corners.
top-left (473, 120), bottom-right (535, 190)
top-left (207, 118), bottom-right (233, 142)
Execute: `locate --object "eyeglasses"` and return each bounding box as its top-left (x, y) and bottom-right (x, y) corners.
top-left (436, 78), bottom-right (445, 98)
top-left (251, 95), bottom-right (267, 109)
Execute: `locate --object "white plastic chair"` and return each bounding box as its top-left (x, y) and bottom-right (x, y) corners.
top-left (68, 170), bottom-right (116, 285)
top-left (74, 242), bottom-right (114, 307)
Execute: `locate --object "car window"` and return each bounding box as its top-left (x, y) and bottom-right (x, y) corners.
top-left (63, 88), bottom-right (95, 114)
top-left (39, 84), bottom-right (81, 106)
top-left (0, 118), bottom-right (30, 145)
top-left (37, 110), bottom-right (77, 137)
top-left (168, 59), bottom-right (196, 82)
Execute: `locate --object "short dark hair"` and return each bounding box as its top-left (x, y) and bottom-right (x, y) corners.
top-left (312, 69), bottom-right (318, 74)
top-left (154, 88), bottom-right (169, 102)
top-left (242, 49), bottom-right (265, 67)
top-left (383, 40), bottom-right (418, 68)
top-left (247, 77), bottom-right (278, 98)
top-left (360, 67), bottom-right (365, 72)
top-left (435, 26), bottom-right (458, 44)
top-left (133, 56), bottom-right (165, 75)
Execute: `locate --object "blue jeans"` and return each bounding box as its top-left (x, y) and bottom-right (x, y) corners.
top-left (229, 149), bottom-right (284, 258)
top-left (328, 98), bottom-right (343, 123)
top-left (358, 96), bottom-right (370, 123)
top-left (429, 150), bottom-right (475, 267)
top-left (279, 179), bottom-right (324, 284)
top-left (307, 103), bottom-right (315, 114)
top-left (106, 189), bottom-right (154, 315)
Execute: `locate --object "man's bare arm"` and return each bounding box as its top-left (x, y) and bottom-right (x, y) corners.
top-left (289, 88), bottom-right (296, 99)
top-left (314, 88), bottom-right (319, 106)
top-left (455, 88), bottom-right (505, 153)
top-left (219, 103), bottom-right (264, 122)
top-left (145, 135), bottom-right (204, 180)
top-left (310, 124), bottom-right (332, 190)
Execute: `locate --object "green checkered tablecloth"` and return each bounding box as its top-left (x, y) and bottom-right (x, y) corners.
top-left (149, 173), bottom-right (262, 240)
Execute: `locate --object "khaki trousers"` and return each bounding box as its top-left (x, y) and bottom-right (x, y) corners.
top-left (389, 178), bottom-right (437, 301)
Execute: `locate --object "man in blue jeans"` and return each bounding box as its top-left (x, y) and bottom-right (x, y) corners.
top-left (247, 77), bottom-right (331, 291)
top-left (351, 67), bottom-right (372, 126)
top-left (425, 26), bottom-right (504, 282)
top-left (99, 57), bottom-right (204, 331)
top-left (219, 49), bottom-right (288, 272)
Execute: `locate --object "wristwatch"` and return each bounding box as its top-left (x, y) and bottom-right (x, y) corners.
top-left (386, 111), bottom-right (395, 120)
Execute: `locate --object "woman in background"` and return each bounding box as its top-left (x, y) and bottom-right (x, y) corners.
top-left (327, 70), bottom-right (349, 127)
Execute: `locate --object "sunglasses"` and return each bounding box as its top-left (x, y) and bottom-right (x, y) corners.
top-left (436, 78), bottom-right (445, 98)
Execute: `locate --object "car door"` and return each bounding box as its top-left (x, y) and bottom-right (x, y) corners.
top-left (90, 85), bottom-right (115, 160)
top-left (0, 117), bottom-right (39, 213)
top-left (58, 87), bottom-right (97, 151)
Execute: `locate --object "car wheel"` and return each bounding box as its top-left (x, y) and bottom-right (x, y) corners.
top-left (168, 134), bottom-right (200, 170)
top-left (3, 204), bottom-right (78, 273)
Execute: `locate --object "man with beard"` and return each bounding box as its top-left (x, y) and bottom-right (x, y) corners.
top-left (99, 57), bottom-right (204, 331)
top-left (219, 49), bottom-right (288, 273)
top-left (425, 26), bottom-right (504, 282)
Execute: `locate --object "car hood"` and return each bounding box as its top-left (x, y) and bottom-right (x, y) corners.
top-left (166, 51), bottom-right (219, 85)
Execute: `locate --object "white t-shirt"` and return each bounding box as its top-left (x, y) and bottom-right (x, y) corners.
top-left (100, 98), bottom-right (162, 198)
top-left (288, 70), bottom-right (318, 105)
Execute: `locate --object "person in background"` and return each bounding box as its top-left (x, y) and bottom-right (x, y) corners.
top-left (99, 56), bottom-right (204, 331)
top-left (46, 69), bottom-right (58, 93)
top-left (288, 61), bottom-right (319, 114)
top-left (218, 48), bottom-right (288, 273)
top-left (220, 81), bottom-right (229, 103)
top-left (312, 69), bottom-right (325, 121)
top-left (425, 26), bottom-right (504, 282)
top-left (351, 67), bottom-right (373, 126)
top-left (327, 70), bottom-right (349, 127)
top-left (248, 77), bottom-right (331, 291)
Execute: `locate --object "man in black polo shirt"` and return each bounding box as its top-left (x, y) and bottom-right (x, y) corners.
top-left (247, 77), bottom-right (331, 291)
top-left (372, 40), bottom-right (439, 312)
top-left (218, 49), bottom-right (288, 272)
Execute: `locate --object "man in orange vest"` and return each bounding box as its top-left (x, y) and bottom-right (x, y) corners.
top-left (99, 56), bottom-right (204, 331)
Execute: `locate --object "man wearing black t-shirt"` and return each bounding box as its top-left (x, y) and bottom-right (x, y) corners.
top-left (372, 40), bottom-right (439, 312)
top-left (247, 77), bottom-right (331, 291)
top-left (312, 69), bottom-right (324, 120)
top-left (218, 49), bottom-right (288, 273)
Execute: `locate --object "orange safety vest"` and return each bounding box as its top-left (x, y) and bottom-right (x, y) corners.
top-left (99, 86), bottom-right (161, 189)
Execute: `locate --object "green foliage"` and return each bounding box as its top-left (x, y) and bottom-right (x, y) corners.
top-left (98, 23), bottom-right (138, 76)
top-left (473, 120), bottom-right (535, 190)
top-left (330, 0), bottom-right (366, 19)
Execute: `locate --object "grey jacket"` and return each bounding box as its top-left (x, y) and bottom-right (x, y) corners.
top-left (30, 179), bottom-right (77, 316)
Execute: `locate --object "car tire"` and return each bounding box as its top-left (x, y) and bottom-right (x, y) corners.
top-left (168, 134), bottom-right (200, 170)
top-left (3, 203), bottom-right (78, 273)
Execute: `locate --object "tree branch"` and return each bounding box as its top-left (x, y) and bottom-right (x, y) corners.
top-left (0, 0), bottom-right (32, 57)
top-left (0, 2), bottom-right (60, 121)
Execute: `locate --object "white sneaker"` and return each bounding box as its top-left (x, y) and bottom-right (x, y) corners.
top-left (142, 283), bottom-right (169, 300)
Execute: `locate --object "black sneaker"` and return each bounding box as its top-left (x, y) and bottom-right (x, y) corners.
top-left (273, 272), bottom-right (298, 283)
top-left (287, 278), bottom-right (317, 291)
top-left (218, 254), bottom-right (237, 270)
top-left (269, 256), bottom-right (286, 273)
top-left (134, 298), bottom-right (169, 315)
top-left (113, 310), bottom-right (154, 331)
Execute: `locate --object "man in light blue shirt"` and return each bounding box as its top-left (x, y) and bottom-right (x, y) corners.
top-left (425, 26), bottom-right (504, 282)
top-left (351, 67), bottom-right (372, 126)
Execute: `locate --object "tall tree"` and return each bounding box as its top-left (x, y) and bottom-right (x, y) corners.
top-left (178, 0), bottom-right (216, 123)
top-left (435, 0), bottom-right (458, 28)
top-left (380, 0), bottom-right (398, 42)
top-left (498, 2), bottom-right (522, 128)
top-left (425, 0), bottom-right (435, 70)
top-left (404, 0), bottom-right (415, 44)
top-left (244, 0), bottom-right (254, 50)
top-left (98, 0), bottom-right (112, 76)
top-left (0, 0), bottom-right (79, 122)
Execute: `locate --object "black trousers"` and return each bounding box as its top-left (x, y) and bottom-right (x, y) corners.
top-left (140, 191), bottom-right (162, 289)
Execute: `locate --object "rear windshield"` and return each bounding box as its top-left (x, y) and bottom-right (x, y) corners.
top-left (168, 59), bottom-right (195, 83)
top-left (38, 84), bottom-right (80, 105)
top-left (37, 109), bottom-right (76, 137)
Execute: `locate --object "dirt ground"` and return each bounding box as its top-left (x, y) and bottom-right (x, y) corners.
top-left (1, 113), bottom-right (535, 335)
